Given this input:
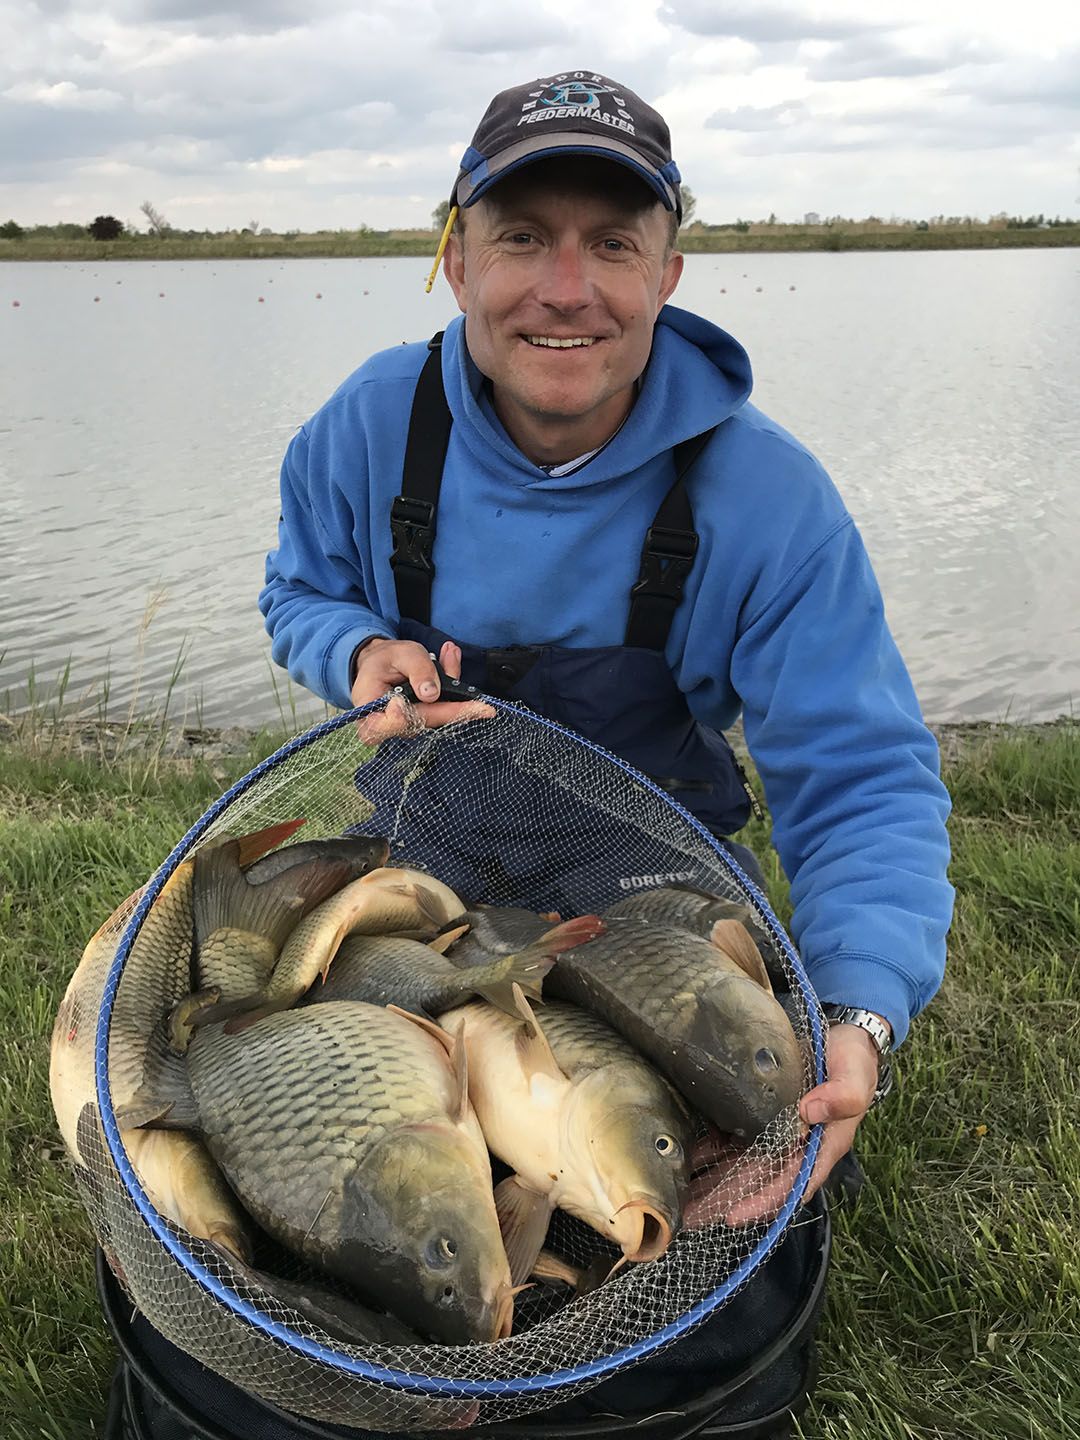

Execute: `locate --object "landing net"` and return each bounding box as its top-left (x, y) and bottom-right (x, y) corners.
top-left (68, 695), bottom-right (825, 1432)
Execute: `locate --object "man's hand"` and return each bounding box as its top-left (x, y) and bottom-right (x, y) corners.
top-left (351, 637), bottom-right (494, 742)
top-left (684, 1021), bottom-right (882, 1228)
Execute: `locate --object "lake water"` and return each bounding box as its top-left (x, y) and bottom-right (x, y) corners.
top-left (1, 249), bottom-right (1078, 729)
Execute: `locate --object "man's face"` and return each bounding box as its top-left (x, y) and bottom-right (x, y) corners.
top-left (443, 168), bottom-right (683, 457)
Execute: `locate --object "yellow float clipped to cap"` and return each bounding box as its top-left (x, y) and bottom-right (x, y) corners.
top-left (425, 206), bottom-right (458, 293)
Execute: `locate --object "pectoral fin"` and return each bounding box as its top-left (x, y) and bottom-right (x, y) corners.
top-left (494, 1176), bottom-right (554, 1288)
top-left (511, 985), bottom-right (566, 1084)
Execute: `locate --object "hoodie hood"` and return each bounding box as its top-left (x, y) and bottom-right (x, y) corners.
top-left (441, 303), bottom-right (753, 490)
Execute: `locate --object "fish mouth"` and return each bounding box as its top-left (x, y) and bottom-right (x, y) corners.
top-left (610, 1199), bottom-right (675, 1263)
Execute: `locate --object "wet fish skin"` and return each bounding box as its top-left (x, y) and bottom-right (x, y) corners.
top-left (244, 835), bottom-right (390, 908)
top-left (302, 933), bottom-right (553, 1018)
top-left (605, 885), bottom-right (786, 987)
top-left (51, 824), bottom-right (309, 1249)
top-left (211, 866), bottom-right (488, 1032)
top-left (51, 864), bottom-right (196, 1156)
top-left (193, 832), bottom-right (389, 1002)
top-left (439, 993), bottom-right (691, 1282)
top-left (441, 907), bottom-right (558, 968)
top-left (138, 1002), bottom-right (514, 1345)
top-left (544, 916), bottom-right (804, 1139)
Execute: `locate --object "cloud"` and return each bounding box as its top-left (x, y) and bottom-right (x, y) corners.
top-left (805, 32), bottom-right (1001, 81)
top-left (661, 1), bottom-right (894, 44)
top-left (3, 78), bottom-right (123, 108)
top-left (435, 2), bottom-right (571, 54)
top-left (2, 0), bottom-right (1077, 229)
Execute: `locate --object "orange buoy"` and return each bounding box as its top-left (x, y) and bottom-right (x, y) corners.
top-left (258, 296), bottom-right (265, 303)
top-left (12, 300), bottom-right (20, 307)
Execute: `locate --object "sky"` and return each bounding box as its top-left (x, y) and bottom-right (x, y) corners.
top-left (3, 0), bottom-right (1079, 232)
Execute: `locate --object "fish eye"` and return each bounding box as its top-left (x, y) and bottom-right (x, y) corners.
top-left (655, 1134), bottom-right (679, 1157)
top-left (426, 1235), bottom-right (458, 1268)
top-left (754, 1047), bottom-right (780, 1073)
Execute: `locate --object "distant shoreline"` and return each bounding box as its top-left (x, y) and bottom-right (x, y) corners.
top-left (3, 225), bottom-right (1080, 262)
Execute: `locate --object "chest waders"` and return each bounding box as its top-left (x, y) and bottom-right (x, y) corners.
top-left (96, 336), bottom-right (830, 1439)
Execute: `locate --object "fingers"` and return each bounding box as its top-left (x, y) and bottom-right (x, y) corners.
top-left (797, 1116), bottom-right (860, 1207)
top-left (350, 639), bottom-right (440, 709)
top-left (439, 641), bottom-right (462, 680)
top-left (351, 638), bottom-right (494, 742)
top-left (686, 1027), bottom-right (881, 1229)
top-left (800, 1024), bottom-right (878, 1127)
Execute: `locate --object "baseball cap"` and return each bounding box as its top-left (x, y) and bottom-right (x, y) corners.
top-left (452, 71), bottom-right (682, 219)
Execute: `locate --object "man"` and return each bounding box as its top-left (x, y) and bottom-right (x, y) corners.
top-left (259, 70), bottom-right (953, 1432)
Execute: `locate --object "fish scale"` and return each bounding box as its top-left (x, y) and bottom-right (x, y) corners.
top-left (544, 916), bottom-right (804, 1138)
top-left (180, 1003), bottom-right (491, 1284)
top-left (168, 999), bottom-right (514, 1344)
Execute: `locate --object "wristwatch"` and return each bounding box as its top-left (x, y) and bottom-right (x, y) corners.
top-left (821, 1004), bottom-right (895, 1108)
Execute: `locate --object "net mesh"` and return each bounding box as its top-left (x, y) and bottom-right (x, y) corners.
top-left (60, 696), bottom-right (824, 1432)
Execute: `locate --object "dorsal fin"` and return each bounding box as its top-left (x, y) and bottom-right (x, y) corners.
top-left (387, 1007), bottom-right (470, 1122)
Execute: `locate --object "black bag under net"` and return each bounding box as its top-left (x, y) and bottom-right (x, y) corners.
top-left (50, 695), bottom-right (826, 1433)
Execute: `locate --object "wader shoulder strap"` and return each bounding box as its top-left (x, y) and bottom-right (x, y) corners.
top-left (624, 427), bottom-right (716, 651)
top-left (390, 332), bottom-right (451, 625)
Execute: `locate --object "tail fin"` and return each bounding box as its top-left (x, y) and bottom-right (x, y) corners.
top-left (193, 840), bottom-right (308, 956)
top-left (468, 948), bottom-right (555, 1016)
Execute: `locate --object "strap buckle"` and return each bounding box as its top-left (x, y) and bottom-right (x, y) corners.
top-left (631, 525), bottom-right (699, 601)
top-left (389, 495), bottom-right (436, 575)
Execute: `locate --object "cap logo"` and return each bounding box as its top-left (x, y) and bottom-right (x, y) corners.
top-left (518, 72), bottom-right (636, 135)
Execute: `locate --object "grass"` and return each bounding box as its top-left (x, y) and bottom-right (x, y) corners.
top-left (1, 720), bottom-right (1078, 1437)
top-left (3, 225), bottom-right (1079, 263)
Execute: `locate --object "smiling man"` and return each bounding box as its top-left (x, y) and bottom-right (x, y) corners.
top-left (258, 70), bottom-right (954, 1438)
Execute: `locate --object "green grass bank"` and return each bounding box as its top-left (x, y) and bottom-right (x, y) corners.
top-left (4, 224), bottom-right (1080, 263)
top-left (1, 720), bottom-right (1078, 1438)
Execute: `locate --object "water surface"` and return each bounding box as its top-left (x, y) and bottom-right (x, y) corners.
top-left (2, 249), bottom-right (1077, 728)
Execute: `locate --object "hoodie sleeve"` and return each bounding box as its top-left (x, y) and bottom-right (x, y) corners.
top-left (259, 423), bottom-right (395, 710)
top-left (731, 517), bottom-right (954, 1048)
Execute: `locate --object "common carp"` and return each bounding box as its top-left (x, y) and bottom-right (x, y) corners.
top-left (543, 917), bottom-right (804, 1139)
top-left (49, 820), bottom-right (314, 1254)
top-left (440, 989), bottom-right (691, 1285)
top-left (305, 915), bottom-right (602, 1019)
top-left (204, 862), bottom-right (477, 1031)
top-left (194, 833), bottom-right (389, 1001)
top-left (439, 906), bottom-right (561, 968)
top-left (124, 1001), bottom-right (516, 1344)
top-left (605, 884), bottom-right (786, 988)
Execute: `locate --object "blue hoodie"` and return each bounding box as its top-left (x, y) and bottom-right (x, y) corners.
top-left (260, 304), bottom-right (953, 1045)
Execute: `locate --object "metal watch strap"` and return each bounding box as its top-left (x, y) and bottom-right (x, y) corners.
top-left (821, 1004), bottom-right (895, 1107)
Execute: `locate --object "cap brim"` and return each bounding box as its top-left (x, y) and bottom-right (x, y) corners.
top-left (456, 133), bottom-right (679, 216)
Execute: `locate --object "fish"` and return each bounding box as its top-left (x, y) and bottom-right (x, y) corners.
top-left (193, 832), bottom-right (389, 1002)
top-left (605, 884), bottom-right (787, 988)
top-left (542, 916), bottom-right (805, 1139)
top-left (205, 1249), bottom-right (423, 1348)
top-left (122, 1000), bottom-right (516, 1345)
top-left (205, 862), bottom-right (483, 1032)
top-left (49, 821), bottom-right (311, 1253)
top-left (358, 865), bottom-right (468, 934)
top-left (439, 988), bottom-right (692, 1286)
top-left (437, 906), bottom-right (566, 968)
top-left (76, 1103), bottom-right (478, 1431)
top-left (305, 915), bottom-right (603, 1019)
